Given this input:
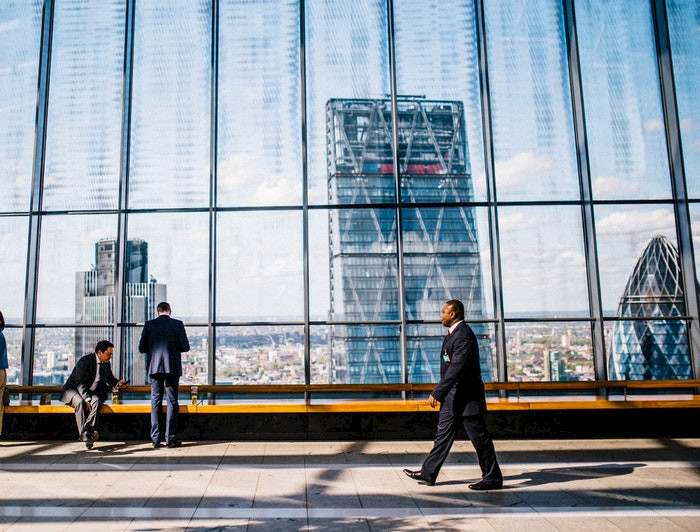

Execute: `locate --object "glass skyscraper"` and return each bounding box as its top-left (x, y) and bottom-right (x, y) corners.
top-left (326, 98), bottom-right (491, 383)
top-left (608, 235), bottom-right (692, 380)
top-left (75, 238), bottom-right (166, 384)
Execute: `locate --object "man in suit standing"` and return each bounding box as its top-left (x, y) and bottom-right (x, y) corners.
top-left (61, 340), bottom-right (127, 449)
top-left (404, 299), bottom-right (503, 490)
top-left (139, 301), bottom-right (190, 448)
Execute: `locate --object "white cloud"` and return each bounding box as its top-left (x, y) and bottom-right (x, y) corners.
top-left (643, 118), bottom-right (665, 132)
top-left (680, 118), bottom-right (693, 132)
top-left (218, 154), bottom-right (301, 206)
top-left (592, 175), bottom-right (640, 197)
top-left (596, 208), bottom-right (675, 236)
top-left (497, 211), bottom-right (546, 232)
top-left (494, 152), bottom-right (558, 188)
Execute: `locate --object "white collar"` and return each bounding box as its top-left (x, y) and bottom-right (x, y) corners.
top-left (449, 320), bottom-right (463, 334)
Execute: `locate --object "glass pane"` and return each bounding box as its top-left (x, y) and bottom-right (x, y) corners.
top-left (313, 324), bottom-right (401, 384)
top-left (484, 0), bottom-right (579, 200)
top-left (0, 1), bottom-right (42, 212)
top-left (0, 216), bottom-right (28, 324)
top-left (2, 327), bottom-right (22, 384)
top-left (394, 0), bottom-right (487, 202)
top-left (36, 214), bottom-right (118, 323)
top-left (217, 0), bottom-right (302, 207)
top-left (403, 207), bottom-right (492, 320)
top-left (407, 322), bottom-right (497, 383)
top-left (506, 321), bottom-right (594, 381)
top-left (499, 206), bottom-right (589, 318)
top-left (34, 326), bottom-right (112, 385)
top-left (605, 319), bottom-right (691, 380)
top-left (129, 0), bottom-right (211, 209)
top-left (690, 204), bottom-right (700, 275)
top-left (181, 325), bottom-right (207, 385)
top-left (42, 0), bottom-right (125, 210)
top-left (306, 0), bottom-right (391, 205)
top-left (309, 208), bottom-right (399, 321)
top-left (595, 204), bottom-right (679, 317)
top-left (576, 0), bottom-right (672, 200)
top-left (666, 0), bottom-right (700, 197)
top-left (127, 212), bottom-right (209, 322)
top-left (216, 211), bottom-right (303, 322)
top-left (216, 325), bottom-right (304, 384)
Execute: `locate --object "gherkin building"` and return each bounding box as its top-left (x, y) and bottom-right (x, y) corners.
top-left (608, 235), bottom-right (692, 380)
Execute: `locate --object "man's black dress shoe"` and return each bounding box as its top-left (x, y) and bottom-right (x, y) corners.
top-left (468, 479), bottom-right (503, 491)
top-left (152, 442), bottom-right (161, 449)
top-left (166, 440), bottom-right (182, 448)
top-left (403, 469), bottom-right (435, 486)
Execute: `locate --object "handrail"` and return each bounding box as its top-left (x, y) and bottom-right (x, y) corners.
top-left (7, 379), bottom-right (700, 405)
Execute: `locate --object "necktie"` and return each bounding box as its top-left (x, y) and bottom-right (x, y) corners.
top-left (98, 363), bottom-right (106, 395)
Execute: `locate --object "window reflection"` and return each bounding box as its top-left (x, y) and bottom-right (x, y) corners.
top-left (666, 0), bottom-right (700, 197)
top-left (306, 0), bottom-right (391, 204)
top-left (0, 217), bottom-right (28, 324)
top-left (33, 327), bottom-right (112, 385)
top-left (217, 0), bottom-right (302, 207)
top-left (312, 324), bottom-right (401, 384)
top-left (216, 326), bottom-right (304, 385)
top-left (127, 212), bottom-right (209, 322)
top-left (407, 323), bottom-right (497, 383)
top-left (2, 328), bottom-right (22, 385)
top-left (36, 214), bottom-right (118, 323)
top-left (576, 0), bottom-right (672, 200)
top-left (605, 319), bottom-right (690, 380)
top-left (129, 0), bottom-right (211, 209)
top-left (506, 322), bottom-right (594, 382)
top-left (402, 207), bottom-right (492, 320)
top-left (484, 0), bottom-right (579, 200)
top-left (43, 0), bottom-right (125, 211)
top-left (0, 1), bottom-right (42, 212)
top-left (216, 211), bottom-right (303, 322)
top-left (595, 204), bottom-right (679, 316)
top-left (499, 206), bottom-right (589, 317)
top-left (393, 0), bottom-right (487, 202)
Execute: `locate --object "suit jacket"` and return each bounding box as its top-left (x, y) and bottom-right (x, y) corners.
top-left (138, 314), bottom-right (190, 377)
top-left (430, 321), bottom-right (487, 417)
top-left (61, 353), bottom-right (118, 404)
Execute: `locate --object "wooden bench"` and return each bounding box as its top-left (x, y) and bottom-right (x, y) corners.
top-left (5, 380), bottom-right (700, 414)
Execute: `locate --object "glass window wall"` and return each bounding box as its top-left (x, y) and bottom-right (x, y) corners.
top-left (3, 0), bottom-right (698, 387)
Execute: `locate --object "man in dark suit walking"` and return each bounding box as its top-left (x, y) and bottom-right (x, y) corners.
top-left (404, 299), bottom-right (503, 490)
top-left (61, 340), bottom-right (127, 449)
top-left (139, 301), bottom-right (190, 448)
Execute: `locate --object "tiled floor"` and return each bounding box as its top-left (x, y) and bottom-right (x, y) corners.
top-left (0, 438), bottom-right (698, 531)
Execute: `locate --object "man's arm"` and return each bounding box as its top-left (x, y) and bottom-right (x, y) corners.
top-left (179, 322), bottom-right (190, 353)
top-left (138, 322), bottom-right (150, 354)
top-left (73, 358), bottom-right (94, 402)
top-left (430, 331), bottom-right (477, 403)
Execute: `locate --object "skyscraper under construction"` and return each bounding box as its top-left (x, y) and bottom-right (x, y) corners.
top-left (326, 98), bottom-right (492, 384)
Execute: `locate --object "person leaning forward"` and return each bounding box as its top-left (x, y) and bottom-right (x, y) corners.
top-left (404, 299), bottom-right (503, 490)
top-left (139, 301), bottom-right (190, 449)
top-left (61, 340), bottom-right (127, 449)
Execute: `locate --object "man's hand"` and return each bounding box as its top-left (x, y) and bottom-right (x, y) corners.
top-left (428, 395), bottom-right (439, 408)
top-left (84, 399), bottom-right (92, 411)
top-left (116, 379), bottom-right (128, 389)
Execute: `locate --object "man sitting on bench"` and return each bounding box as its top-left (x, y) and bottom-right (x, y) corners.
top-left (61, 340), bottom-right (127, 449)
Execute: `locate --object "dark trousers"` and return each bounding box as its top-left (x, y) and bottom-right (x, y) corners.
top-left (421, 402), bottom-right (502, 484)
top-left (68, 394), bottom-right (102, 439)
top-left (150, 374), bottom-right (179, 444)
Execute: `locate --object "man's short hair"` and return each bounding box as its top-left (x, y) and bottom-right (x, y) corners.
top-left (95, 340), bottom-right (114, 354)
top-left (0, 310), bottom-right (5, 330)
top-left (157, 301), bottom-right (171, 313)
top-left (445, 299), bottom-right (465, 320)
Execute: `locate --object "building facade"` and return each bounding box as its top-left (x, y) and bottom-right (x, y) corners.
top-left (326, 98), bottom-right (492, 383)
